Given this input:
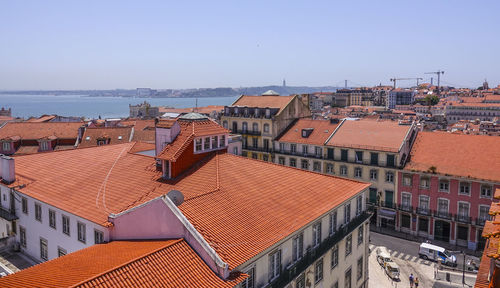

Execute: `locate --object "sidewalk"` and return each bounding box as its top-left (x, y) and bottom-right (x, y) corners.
top-left (370, 225), bottom-right (482, 257)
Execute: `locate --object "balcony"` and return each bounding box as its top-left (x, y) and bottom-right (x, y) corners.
top-left (455, 215), bottom-right (472, 224)
top-left (267, 211), bottom-right (372, 288)
top-left (276, 150), bottom-right (324, 159)
top-left (243, 145), bottom-right (271, 153)
top-left (397, 204), bottom-right (413, 213)
top-left (379, 201), bottom-right (396, 209)
top-left (433, 210), bottom-right (452, 220)
top-left (237, 129), bottom-right (261, 136)
top-left (474, 217), bottom-right (488, 226)
top-left (416, 207), bottom-right (430, 216)
top-left (0, 206), bottom-right (17, 221)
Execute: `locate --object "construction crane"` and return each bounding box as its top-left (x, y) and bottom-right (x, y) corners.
top-left (425, 70), bottom-right (444, 95)
top-left (389, 77), bottom-right (424, 88)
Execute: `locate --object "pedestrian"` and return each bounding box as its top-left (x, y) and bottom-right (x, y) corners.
top-left (409, 273), bottom-right (414, 288)
top-left (414, 277), bottom-right (419, 287)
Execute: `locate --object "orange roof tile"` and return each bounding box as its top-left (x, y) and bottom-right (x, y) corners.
top-left (405, 132), bottom-right (500, 182)
top-left (10, 143), bottom-right (369, 269)
top-left (326, 119), bottom-right (412, 152)
top-left (277, 119), bottom-right (339, 145)
top-left (130, 119), bottom-right (155, 142)
top-left (0, 239), bottom-right (246, 288)
top-left (0, 122), bottom-right (82, 140)
top-left (232, 95), bottom-right (294, 113)
top-left (26, 115), bottom-right (57, 122)
top-left (78, 127), bottom-right (132, 148)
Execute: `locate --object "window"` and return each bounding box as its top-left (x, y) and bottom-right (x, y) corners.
top-left (58, 247), bottom-right (67, 257)
top-left (77, 222), bottom-right (86, 243)
top-left (219, 135), bottom-right (225, 147)
top-left (479, 205), bottom-right (490, 224)
top-left (354, 167), bottom-right (362, 178)
top-left (314, 258), bottom-right (323, 283)
top-left (355, 151), bottom-right (363, 163)
top-left (345, 234), bottom-right (352, 256)
top-left (437, 198), bottom-right (449, 216)
top-left (292, 233), bottom-right (304, 262)
top-left (403, 174), bottom-right (412, 186)
top-left (263, 139), bottom-right (269, 150)
top-left (22, 197), bottom-right (28, 214)
top-left (326, 163), bottom-right (334, 174)
top-left (458, 202), bottom-right (470, 220)
top-left (401, 214), bottom-right (411, 229)
top-left (327, 148), bottom-right (334, 160)
top-left (40, 141), bottom-right (49, 151)
top-left (331, 244), bottom-right (339, 269)
top-left (418, 196), bottom-right (429, 214)
top-left (357, 226), bottom-right (363, 245)
top-left (344, 203), bottom-right (351, 224)
top-left (356, 195), bottom-right (362, 216)
top-left (290, 144), bottom-right (297, 153)
top-left (370, 153), bottom-right (379, 165)
top-left (20, 226), bottom-right (26, 247)
top-left (481, 185), bottom-right (492, 198)
top-left (233, 147), bottom-right (238, 155)
top-left (420, 177), bottom-right (430, 189)
top-left (302, 145), bottom-right (308, 155)
top-left (459, 182), bottom-right (470, 195)
top-left (222, 121), bottom-right (228, 129)
top-left (95, 230), bottom-right (104, 244)
top-left (341, 149), bottom-right (348, 161)
top-left (313, 161), bottom-right (321, 172)
top-left (301, 160), bottom-right (309, 170)
top-left (263, 154), bottom-right (268, 161)
top-left (49, 210), bottom-right (56, 229)
top-left (439, 180), bottom-right (449, 192)
top-left (279, 142), bottom-right (285, 152)
top-left (289, 158), bottom-right (296, 167)
top-left (296, 273), bottom-right (305, 288)
top-left (418, 217), bottom-right (429, 232)
top-left (35, 203), bottom-right (42, 222)
top-left (2, 142), bottom-right (9, 151)
top-left (278, 157), bottom-right (285, 165)
top-left (313, 222), bottom-right (322, 247)
top-left (204, 137), bottom-right (210, 150)
top-left (386, 154), bottom-right (395, 167)
top-left (385, 171), bottom-right (394, 183)
top-left (401, 193), bottom-right (411, 211)
top-left (195, 138), bottom-right (202, 151)
top-left (211, 136), bottom-right (218, 149)
top-left (329, 211), bottom-right (337, 235)
top-left (357, 257), bottom-right (363, 280)
top-left (252, 138), bottom-right (258, 148)
top-left (40, 238), bottom-right (48, 261)
top-left (340, 165), bottom-right (347, 176)
top-left (264, 124), bottom-right (269, 133)
top-left (251, 153), bottom-right (257, 159)
top-left (315, 147), bottom-right (322, 156)
top-left (241, 267), bottom-right (255, 288)
top-left (252, 122), bottom-right (258, 132)
top-left (345, 268), bottom-right (352, 288)
top-left (369, 169), bottom-right (377, 181)
top-left (242, 136), bottom-right (247, 148)
top-left (62, 215), bottom-right (70, 236)
top-left (242, 122), bottom-right (248, 132)
top-left (268, 249), bottom-right (281, 281)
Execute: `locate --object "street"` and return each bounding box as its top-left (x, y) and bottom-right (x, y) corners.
top-left (368, 232), bottom-right (477, 288)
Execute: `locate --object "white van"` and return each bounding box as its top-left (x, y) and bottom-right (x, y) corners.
top-left (418, 243), bottom-right (457, 266)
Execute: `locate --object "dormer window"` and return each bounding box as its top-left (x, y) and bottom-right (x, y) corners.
top-left (265, 109), bottom-right (271, 118)
top-left (254, 109), bottom-right (259, 117)
top-left (219, 135), bottom-right (226, 147)
top-left (211, 136), bottom-right (218, 149)
top-left (195, 138), bottom-right (202, 151)
top-left (2, 142), bottom-right (9, 151)
top-left (204, 137), bottom-right (210, 150)
top-left (40, 141), bottom-right (49, 151)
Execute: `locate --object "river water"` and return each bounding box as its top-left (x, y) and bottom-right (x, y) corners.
top-left (0, 94), bottom-right (238, 119)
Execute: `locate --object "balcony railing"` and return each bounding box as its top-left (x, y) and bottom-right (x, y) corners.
top-left (237, 129), bottom-right (261, 136)
top-left (243, 145), bottom-right (271, 153)
top-left (276, 150), bottom-right (324, 159)
top-left (474, 217), bottom-right (489, 226)
top-left (398, 204), bottom-right (413, 213)
top-left (267, 211), bottom-right (372, 288)
top-left (379, 201), bottom-right (396, 209)
top-left (455, 215), bottom-right (472, 224)
top-left (416, 207), bottom-right (430, 216)
top-left (433, 210), bottom-right (453, 220)
top-left (0, 206), bottom-right (17, 221)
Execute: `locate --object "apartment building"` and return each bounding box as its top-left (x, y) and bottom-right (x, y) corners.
top-left (0, 113), bottom-right (370, 288)
top-left (386, 89), bottom-right (415, 109)
top-left (445, 102), bottom-right (500, 124)
top-left (397, 132), bottom-right (500, 250)
top-left (220, 91), bottom-right (311, 162)
top-left (275, 118), bottom-right (418, 230)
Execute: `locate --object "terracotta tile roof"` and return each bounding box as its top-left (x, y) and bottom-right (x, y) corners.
top-left (129, 119), bottom-right (155, 143)
top-left (53, 145), bottom-right (76, 151)
top-left (156, 119), bottom-right (177, 128)
top-left (157, 119), bottom-right (229, 161)
top-left (78, 127), bottom-right (132, 148)
top-left (26, 115), bottom-right (57, 122)
top-left (326, 119), bottom-right (412, 152)
top-left (10, 143), bottom-right (369, 269)
top-left (232, 95), bottom-right (295, 113)
top-left (13, 146), bottom-right (40, 155)
top-left (0, 239), bottom-right (246, 288)
top-left (159, 105), bottom-right (224, 115)
top-left (405, 132), bottom-right (500, 182)
top-left (0, 122), bottom-right (82, 140)
top-left (129, 141), bottom-right (156, 154)
top-left (277, 119), bottom-right (339, 145)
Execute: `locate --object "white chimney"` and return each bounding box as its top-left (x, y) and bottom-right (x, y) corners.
top-left (0, 154), bottom-right (3, 181)
top-left (1, 155), bottom-right (15, 184)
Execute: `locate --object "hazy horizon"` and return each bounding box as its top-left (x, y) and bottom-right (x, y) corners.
top-left (1, 0), bottom-right (499, 90)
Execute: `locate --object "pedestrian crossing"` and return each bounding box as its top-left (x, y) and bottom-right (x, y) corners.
top-left (370, 244), bottom-right (433, 265)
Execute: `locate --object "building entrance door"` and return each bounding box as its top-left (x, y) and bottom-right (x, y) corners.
top-left (434, 220), bottom-right (450, 242)
top-left (385, 190), bottom-right (394, 208)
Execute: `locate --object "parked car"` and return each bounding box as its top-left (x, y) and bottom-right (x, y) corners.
top-left (375, 246), bottom-right (393, 266)
top-left (385, 262), bottom-right (400, 279)
top-left (418, 242), bottom-right (457, 267)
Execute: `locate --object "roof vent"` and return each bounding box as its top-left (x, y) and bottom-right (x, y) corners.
top-left (85, 136), bottom-right (90, 141)
top-left (118, 136), bottom-right (123, 140)
top-left (330, 118), bottom-right (340, 124)
top-left (302, 128), bottom-right (314, 138)
top-left (167, 190), bottom-right (184, 206)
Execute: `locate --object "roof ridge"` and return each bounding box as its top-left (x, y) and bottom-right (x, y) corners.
top-left (12, 142), bottom-right (135, 158)
top-left (69, 239), bottom-right (184, 288)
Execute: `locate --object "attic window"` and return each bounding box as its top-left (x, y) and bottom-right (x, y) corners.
top-left (85, 136), bottom-right (90, 141)
top-left (301, 128), bottom-right (314, 138)
top-left (118, 136), bottom-right (123, 140)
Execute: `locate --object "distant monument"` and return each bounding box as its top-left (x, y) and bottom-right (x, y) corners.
top-left (129, 101), bottom-right (160, 119)
top-left (0, 107), bottom-right (11, 117)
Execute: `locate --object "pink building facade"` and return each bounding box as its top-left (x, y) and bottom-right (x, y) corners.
top-left (396, 171), bottom-right (499, 250)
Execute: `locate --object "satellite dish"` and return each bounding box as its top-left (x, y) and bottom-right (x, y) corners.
top-left (167, 190), bottom-right (184, 206)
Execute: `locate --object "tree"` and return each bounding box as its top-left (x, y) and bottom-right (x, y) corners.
top-left (424, 95), bottom-right (439, 106)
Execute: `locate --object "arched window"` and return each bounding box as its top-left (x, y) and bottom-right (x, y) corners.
top-left (252, 123), bottom-right (258, 132)
top-left (242, 122), bottom-right (248, 132)
top-left (264, 123), bottom-right (270, 133)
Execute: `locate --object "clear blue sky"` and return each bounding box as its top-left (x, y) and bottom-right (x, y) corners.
top-left (1, 0), bottom-right (499, 90)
